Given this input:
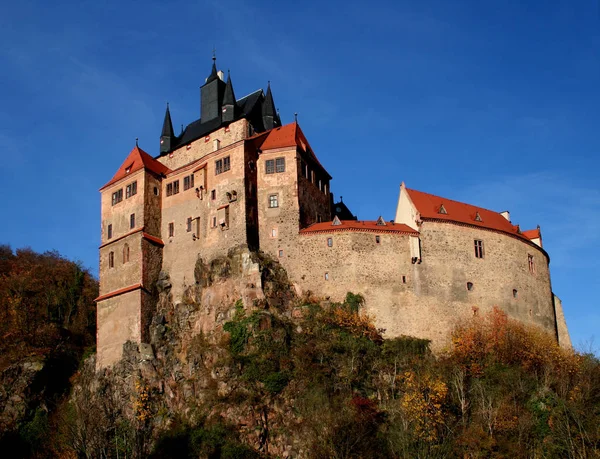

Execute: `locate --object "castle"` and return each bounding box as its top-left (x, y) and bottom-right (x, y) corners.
top-left (96, 58), bottom-right (571, 368)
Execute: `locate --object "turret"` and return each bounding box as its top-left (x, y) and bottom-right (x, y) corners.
top-left (200, 56), bottom-right (226, 123)
top-left (262, 81), bottom-right (280, 130)
top-left (222, 70), bottom-right (238, 123)
top-left (160, 103), bottom-right (175, 154)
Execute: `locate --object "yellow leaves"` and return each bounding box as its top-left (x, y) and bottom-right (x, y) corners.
top-left (132, 380), bottom-right (151, 423)
top-left (400, 370), bottom-right (448, 442)
top-left (324, 307), bottom-right (382, 342)
top-left (451, 307), bottom-right (582, 380)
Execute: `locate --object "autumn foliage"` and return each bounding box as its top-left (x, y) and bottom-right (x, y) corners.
top-left (0, 245), bottom-right (97, 364)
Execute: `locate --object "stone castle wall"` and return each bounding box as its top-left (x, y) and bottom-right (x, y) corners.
top-left (160, 141), bottom-right (250, 299)
top-left (96, 290), bottom-right (143, 368)
top-left (156, 119), bottom-right (249, 171)
top-left (280, 221), bottom-right (557, 350)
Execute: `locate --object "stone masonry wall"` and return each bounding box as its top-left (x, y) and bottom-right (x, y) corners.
top-left (553, 294), bottom-right (572, 349)
top-left (257, 147), bottom-right (300, 262)
top-left (96, 290), bottom-right (142, 368)
top-left (161, 142), bottom-right (249, 300)
top-left (99, 233), bottom-right (142, 295)
top-left (156, 119), bottom-right (249, 171)
top-left (101, 170), bottom-right (145, 245)
top-left (282, 221), bottom-right (557, 350)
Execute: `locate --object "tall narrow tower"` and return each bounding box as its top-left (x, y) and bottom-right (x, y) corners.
top-left (96, 144), bottom-right (170, 368)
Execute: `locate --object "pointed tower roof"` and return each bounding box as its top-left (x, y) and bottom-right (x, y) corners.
top-left (161, 103), bottom-right (175, 138)
top-left (262, 81), bottom-right (279, 125)
top-left (100, 145), bottom-right (171, 190)
top-left (223, 71), bottom-right (237, 106)
top-left (205, 56), bottom-right (219, 85)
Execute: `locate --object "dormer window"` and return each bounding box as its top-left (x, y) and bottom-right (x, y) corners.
top-left (439, 204), bottom-right (447, 215)
top-left (376, 216), bottom-right (386, 226)
top-left (332, 216), bottom-right (342, 226)
top-left (474, 212), bottom-right (482, 222)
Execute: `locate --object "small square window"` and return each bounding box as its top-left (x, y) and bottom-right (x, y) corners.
top-left (268, 194), bottom-right (279, 208)
top-left (513, 289), bottom-right (518, 298)
top-left (187, 217), bottom-right (192, 232)
top-left (271, 228), bottom-right (277, 238)
top-left (173, 180), bottom-right (179, 194)
top-left (184, 174), bottom-right (194, 190)
top-left (375, 235), bottom-right (381, 244)
top-left (154, 186), bottom-right (159, 196)
top-left (211, 190), bottom-right (216, 200)
top-left (111, 189), bottom-right (123, 205)
top-left (327, 237), bottom-right (333, 247)
top-left (166, 183), bottom-right (173, 196)
top-left (126, 181), bottom-right (137, 198)
top-left (130, 213), bottom-right (135, 229)
top-left (275, 157), bottom-right (285, 173)
top-left (467, 282), bottom-right (474, 291)
top-left (215, 159), bottom-right (223, 175)
top-left (278, 250), bottom-right (284, 257)
top-left (324, 272), bottom-right (329, 281)
top-left (223, 156), bottom-right (230, 172)
top-left (107, 224), bottom-right (112, 239)
top-left (265, 159), bottom-right (275, 174)
top-left (168, 222), bottom-right (174, 237)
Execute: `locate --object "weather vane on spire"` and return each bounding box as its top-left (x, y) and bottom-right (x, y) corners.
top-left (212, 46), bottom-right (216, 62)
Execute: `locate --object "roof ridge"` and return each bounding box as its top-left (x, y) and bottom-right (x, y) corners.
top-left (406, 187), bottom-right (502, 215)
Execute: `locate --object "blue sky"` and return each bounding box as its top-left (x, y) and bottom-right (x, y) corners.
top-left (0, 0), bottom-right (598, 351)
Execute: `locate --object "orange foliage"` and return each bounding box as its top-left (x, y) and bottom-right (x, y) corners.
top-left (451, 307), bottom-right (581, 379)
top-left (324, 306), bottom-right (382, 342)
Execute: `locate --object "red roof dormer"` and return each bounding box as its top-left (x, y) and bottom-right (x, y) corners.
top-left (100, 145), bottom-right (172, 191)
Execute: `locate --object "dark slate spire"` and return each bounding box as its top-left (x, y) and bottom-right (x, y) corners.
top-left (262, 81), bottom-right (279, 130)
top-left (206, 54), bottom-right (219, 84)
top-left (201, 55), bottom-right (226, 122)
top-left (222, 70), bottom-right (237, 123)
top-left (160, 103), bottom-right (175, 154)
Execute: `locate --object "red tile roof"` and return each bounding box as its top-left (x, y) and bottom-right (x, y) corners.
top-left (100, 146), bottom-right (172, 190)
top-left (300, 220), bottom-right (419, 235)
top-left (95, 283), bottom-right (143, 302)
top-left (522, 228), bottom-right (541, 240)
top-left (142, 232), bottom-right (164, 247)
top-left (249, 122), bottom-right (331, 178)
top-left (406, 188), bottom-right (529, 240)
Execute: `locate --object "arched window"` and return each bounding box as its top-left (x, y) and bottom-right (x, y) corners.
top-left (123, 244), bottom-right (129, 264)
top-left (513, 289), bottom-right (518, 298)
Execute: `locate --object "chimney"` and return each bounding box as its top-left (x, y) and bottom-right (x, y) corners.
top-left (500, 211), bottom-right (510, 222)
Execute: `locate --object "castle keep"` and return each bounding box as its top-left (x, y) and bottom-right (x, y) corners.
top-left (96, 58), bottom-right (571, 368)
